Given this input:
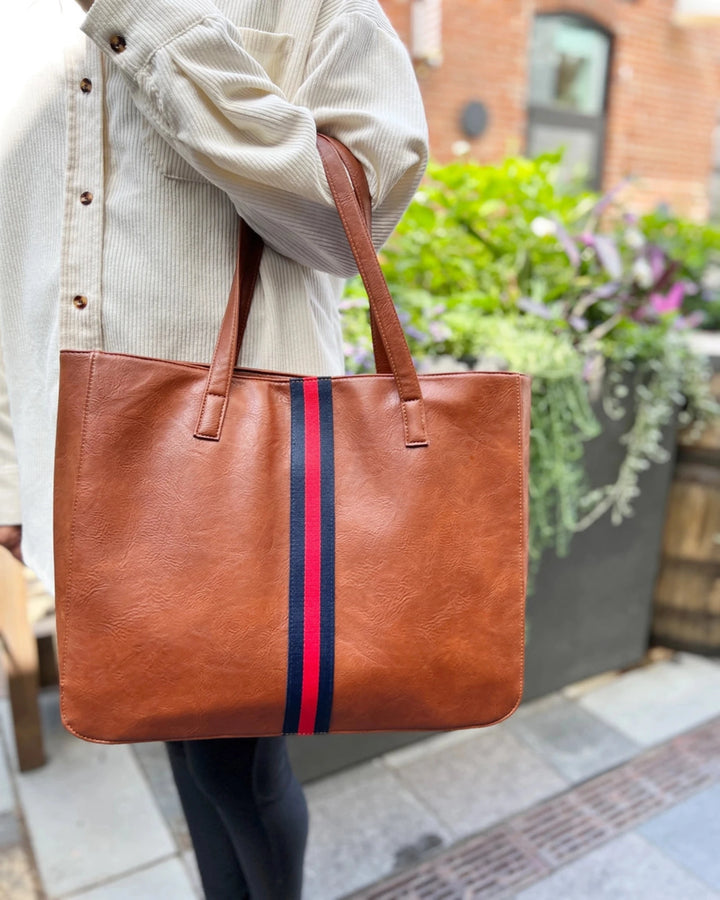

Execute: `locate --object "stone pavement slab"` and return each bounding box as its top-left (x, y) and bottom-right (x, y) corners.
top-left (302, 759), bottom-right (451, 900)
top-left (383, 725), bottom-right (568, 840)
top-left (576, 653), bottom-right (720, 746)
top-left (64, 858), bottom-right (197, 900)
top-left (0, 811), bottom-right (21, 850)
top-left (0, 844), bottom-right (39, 900)
top-left (132, 742), bottom-right (190, 851)
top-left (514, 833), bottom-right (719, 900)
top-left (0, 739), bottom-right (13, 817)
top-left (639, 784), bottom-right (720, 890)
top-left (181, 849), bottom-right (202, 897)
top-left (0, 691), bottom-right (175, 899)
top-left (507, 693), bottom-right (639, 783)
top-left (352, 714), bottom-right (720, 900)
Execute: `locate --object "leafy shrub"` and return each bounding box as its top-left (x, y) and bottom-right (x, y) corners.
top-left (342, 152), bottom-right (718, 575)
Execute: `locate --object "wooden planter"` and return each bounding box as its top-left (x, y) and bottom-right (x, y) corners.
top-left (652, 369), bottom-right (720, 656)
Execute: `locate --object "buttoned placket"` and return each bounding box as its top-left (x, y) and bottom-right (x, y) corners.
top-left (59, 34), bottom-right (105, 351)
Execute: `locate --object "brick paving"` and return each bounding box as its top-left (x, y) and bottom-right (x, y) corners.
top-left (351, 716), bottom-right (720, 899)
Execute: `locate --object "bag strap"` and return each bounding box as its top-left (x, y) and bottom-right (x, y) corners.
top-left (194, 134), bottom-right (428, 448)
top-left (231, 138), bottom-right (391, 376)
top-left (311, 138), bottom-right (391, 376)
top-left (316, 135), bottom-right (427, 445)
top-left (194, 220), bottom-right (263, 441)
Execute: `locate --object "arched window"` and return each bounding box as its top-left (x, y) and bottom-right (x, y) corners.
top-left (527, 13), bottom-right (612, 188)
top-left (710, 107), bottom-right (720, 221)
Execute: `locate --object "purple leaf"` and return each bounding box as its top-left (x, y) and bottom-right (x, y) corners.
top-left (650, 282), bottom-right (685, 315)
top-left (672, 311), bottom-right (705, 330)
top-left (569, 315), bottom-right (589, 332)
top-left (653, 259), bottom-right (681, 293)
top-left (593, 235), bottom-right (623, 280)
top-left (428, 321), bottom-right (451, 342)
top-left (406, 325), bottom-right (428, 342)
top-left (665, 281), bottom-right (686, 310)
top-left (592, 177), bottom-right (632, 217)
top-left (647, 245), bottom-right (667, 282)
top-left (553, 220), bottom-right (580, 267)
top-left (518, 297), bottom-right (554, 319)
top-left (596, 281), bottom-right (622, 299)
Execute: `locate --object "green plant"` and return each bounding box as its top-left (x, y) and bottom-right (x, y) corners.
top-left (640, 207), bottom-right (720, 330)
top-left (342, 152), bottom-right (719, 576)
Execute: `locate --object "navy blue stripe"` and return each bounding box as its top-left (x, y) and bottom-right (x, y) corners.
top-left (314, 378), bottom-right (336, 733)
top-left (283, 379), bottom-right (305, 734)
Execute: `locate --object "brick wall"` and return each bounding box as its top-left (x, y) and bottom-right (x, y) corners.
top-left (380, 0), bottom-right (720, 219)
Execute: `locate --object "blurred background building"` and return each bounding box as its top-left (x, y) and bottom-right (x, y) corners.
top-left (381, 0), bottom-right (720, 219)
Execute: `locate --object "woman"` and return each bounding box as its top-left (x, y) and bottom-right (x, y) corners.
top-left (0, 0), bottom-right (428, 895)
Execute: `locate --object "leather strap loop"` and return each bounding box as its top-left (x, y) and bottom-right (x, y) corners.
top-left (194, 221), bottom-right (263, 440)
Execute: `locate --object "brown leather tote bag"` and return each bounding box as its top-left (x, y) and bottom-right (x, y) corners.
top-left (53, 135), bottom-right (531, 743)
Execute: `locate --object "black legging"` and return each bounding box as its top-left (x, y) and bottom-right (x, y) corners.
top-left (166, 737), bottom-right (308, 900)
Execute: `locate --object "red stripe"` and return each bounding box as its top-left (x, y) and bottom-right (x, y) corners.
top-left (298, 379), bottom-right (322, 735)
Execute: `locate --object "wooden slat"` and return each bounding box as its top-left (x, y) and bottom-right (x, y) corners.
top-left (0, 547), bottom-right (46, 771)
top-left (679, 372), bottom-right (720, 454)
top-left (661, 476), bottom-right (720, 564)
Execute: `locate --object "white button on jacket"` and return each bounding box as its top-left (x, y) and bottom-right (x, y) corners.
top-left (0, 0), bottom-right (429, 592)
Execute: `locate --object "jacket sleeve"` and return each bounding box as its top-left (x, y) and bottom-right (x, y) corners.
top-left (0, 342), bottom-right (21, 526)
top-left (81, 0), bottom-right (428, 277)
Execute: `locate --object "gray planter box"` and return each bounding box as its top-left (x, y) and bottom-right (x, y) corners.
top-left (524, 398), bottom-right (677, 701)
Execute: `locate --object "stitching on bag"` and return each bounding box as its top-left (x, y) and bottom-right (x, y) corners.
top-left (400, 396), bottom-right (429, 446)
top-left (195, 389), bottom-right (232, 437)
top-left (196, 237), bottom-right (263, 439)
top-left (60, 350), bottom-right (520, 382)
top-left (196, 302), bottom-right (239, 437)
top-left (515, 375), bottom-right (527, 688)
top-left (484, 377), bottom-right (527, 724)
top-left (213, 255), bottom-right (244, 434)
top-left (59, 352), bottom-right (97, 734)
top-left (195, 390), bottom-right (214, 436)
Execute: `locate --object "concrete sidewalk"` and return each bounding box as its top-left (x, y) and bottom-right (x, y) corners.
top-left (2, 651), bottom-right (720, 899)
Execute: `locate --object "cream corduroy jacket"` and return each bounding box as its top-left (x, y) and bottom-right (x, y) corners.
top-left (0, 0), bottom-right (429, 592)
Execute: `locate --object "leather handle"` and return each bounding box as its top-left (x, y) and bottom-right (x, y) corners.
top-left (316, 135), bottom-right (427, 446)
top-left (194, 220), bottom-right (263, 440)
top-left (324, 139), bottom-right (390, 376)
top-left (195, 134), bottom-right (427, 447)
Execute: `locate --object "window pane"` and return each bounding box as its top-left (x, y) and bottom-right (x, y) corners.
top-left (712, 117), bottom-right (720, 169)
top-left (528, 122), bottom-right (598, 186)
top-left (709, 171), bottom-right (720, 222)
top-left (529, 15), bottom-right (610, 116)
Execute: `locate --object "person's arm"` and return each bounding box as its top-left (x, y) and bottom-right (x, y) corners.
top-left (79, 0), bottom-right (428, 277)
top-left (0, 343), bottom-right (22, 561)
